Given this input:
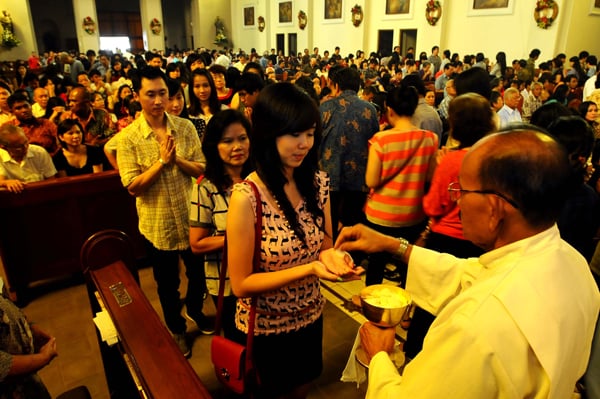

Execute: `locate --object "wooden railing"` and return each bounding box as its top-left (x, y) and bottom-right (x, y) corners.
top-left (89, 260), bottom-right (212, 399)
top-left (0, 171), bottom-right (144, 302)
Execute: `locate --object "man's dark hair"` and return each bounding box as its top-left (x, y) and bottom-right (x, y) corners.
top-left (0, 81), bottom-right (11, 93)
top-left (399, 73), bottom-right (426, 96)
top-left (243, 62), bottom-right (264, 76)
top-left (529, 49), bottom-right (541, 58)
top-left (7, 91), bottom-right (30, 109)
top-left (386, 86), bottom-right (418, 117)
top-left (331, 67), bottom-right (361, 92)
top-left (145, 51), bottom-right (161, 62)
top-left (443, 49), bottom-right (451, 58)
top-left (489, 90), bottom-right (502, 105)
top-left (23, 73), bottom-right (39, 86)
top-left (236, 72), bottom-right (265, 94)
top-left (478, 128), bottom-right (570, 228)
top-left (587, 55), bottom-right (598, 66)
top-left (133, 66), bottom-right (167, 93)
top-left (530, 102), bottom-right (575, 130)
top-left (432, 45), bottom-right (439, 52)
top-left (538, 61), bottom-right (550, 71)
top-left (476, 53), bottom-right (485, 63)
top-left (547, 116), bottom-right (594, 180)
top-left (454, 67), bottom-right (491, 99)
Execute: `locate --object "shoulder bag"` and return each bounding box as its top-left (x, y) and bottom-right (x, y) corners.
top-left (211, 180), bottom-right (261, 395)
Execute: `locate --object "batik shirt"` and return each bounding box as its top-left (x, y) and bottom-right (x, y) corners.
top-left (319, 90), bottom-right (379, 192)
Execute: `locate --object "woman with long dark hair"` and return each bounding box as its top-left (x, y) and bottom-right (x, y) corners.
top-left (226, 83), bottom-right (362, 398)
top-left (188, 68), bottom-right (226, 141)
top-left (490, 51), bottom-right (507, 79)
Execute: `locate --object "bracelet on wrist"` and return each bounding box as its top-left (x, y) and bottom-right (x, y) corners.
top-left (394, 237), bottom-right (410, 259)
top-left (159, 158), bottom-right (166, 166)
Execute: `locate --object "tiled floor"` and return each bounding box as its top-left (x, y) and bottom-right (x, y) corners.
top-left (22, 267), bottom-right (405, 399)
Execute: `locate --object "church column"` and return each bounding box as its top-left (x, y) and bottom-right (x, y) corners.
top-left (71, 0), bottom-right (100, 53)
top-left (139, 0), bottom-right (165, 52)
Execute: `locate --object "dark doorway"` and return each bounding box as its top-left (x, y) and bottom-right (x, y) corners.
top-left (288, 33), bottom-right (297, 57)
top-left (400, 29), bottom-right (417, 57)
top-left (30, 0), bottom-right (77, 52)
top-left (277, 34), bottom-right (285, 56)
top-left (377, 30), bottom-right (394, 57)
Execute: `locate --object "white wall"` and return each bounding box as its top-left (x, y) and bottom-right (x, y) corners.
top-left (191, 0), bottom-right (231, 50)
top-left (226, 0), bottom-right (600, 64)
top-left (3, 0), bottom-right (600, 62)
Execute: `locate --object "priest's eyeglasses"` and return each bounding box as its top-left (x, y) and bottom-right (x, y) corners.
top-left (447, 182), bottom-right (520, 209)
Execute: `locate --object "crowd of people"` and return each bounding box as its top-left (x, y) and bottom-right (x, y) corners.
top-left (1, 42), bottom-right (600, 399)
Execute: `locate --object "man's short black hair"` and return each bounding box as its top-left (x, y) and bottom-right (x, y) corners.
top-left (8, 91), bottom-right (30, 109)
top-left (133, 66), bottom-right (167, 93)
top-left (399, 74), bottom-right (426, 96)
top-left (236, 72), bottom-right (265, 94)
top-left (331, 67), bottom-right (361, 92)
top-left (587, 55), bottom-right (597, 66)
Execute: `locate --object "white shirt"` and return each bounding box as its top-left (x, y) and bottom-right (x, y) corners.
top-left (584, 74), bottom-right (598, 100)
top-left (0, 144), bottom-right (56, 182)
top-left (497, 104), bottom-right (522, 128)
top-left (367, 226), bottom-right (600, 399)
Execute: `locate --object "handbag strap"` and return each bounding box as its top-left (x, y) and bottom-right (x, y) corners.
top-left (215, 179), bottom-right (262, 369)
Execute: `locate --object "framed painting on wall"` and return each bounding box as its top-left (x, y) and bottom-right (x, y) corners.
top-left (590, 0), bottom-right (600, 15)
top-left (468, 0), bottom-right (514, 16)
top-left (383, 0), bottom-right (414, 20)
top-left (244, 6), bottom-right (255, 27)
top-left (324, 0), bottom-right (343, 23)
top-left (279, 1), bottom-right (293, 24)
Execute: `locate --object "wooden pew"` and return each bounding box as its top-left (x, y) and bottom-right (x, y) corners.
top-left (0, 171), bottom-right (145, 302)
top-left (89, 260), bottom-right (212, 399)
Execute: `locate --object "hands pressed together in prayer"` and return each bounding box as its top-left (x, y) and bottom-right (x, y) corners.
top-left (160, 134), bottom-right (176, 165)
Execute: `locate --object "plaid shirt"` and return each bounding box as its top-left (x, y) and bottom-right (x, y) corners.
top-left (117, 113), bottom-right (205, 250)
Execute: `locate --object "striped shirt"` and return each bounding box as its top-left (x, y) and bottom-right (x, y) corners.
top-left (189, 177), bottom-right (231, 296)
top-left (117, 113), bottom-right (205, 250)
top-left (365, 129), bottom-right (438, 227)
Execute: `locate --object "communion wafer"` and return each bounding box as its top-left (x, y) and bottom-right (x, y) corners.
top-left (363, 287), bottom-right (410, 308)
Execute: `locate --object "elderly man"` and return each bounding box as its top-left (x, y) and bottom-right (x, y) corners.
top-left (336, 129), bottom-right (600, 399)
top-left (4, 91), bottom-right (58, 155)
top-left (497, 87), bottom-right (522, 128)
top-left (31, 87), bottom-right (49, 118)
top-left (117, 67), bottom-right (208, 358)
top-left (0, 125), bottom-right (56, 193)
top-left (59, 51), bottom-right (85, 84)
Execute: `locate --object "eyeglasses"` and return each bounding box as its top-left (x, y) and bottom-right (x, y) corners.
top-left (448, 181), bottom-right (519, 209)
top-left (2, 140), bottom-right (29, 150)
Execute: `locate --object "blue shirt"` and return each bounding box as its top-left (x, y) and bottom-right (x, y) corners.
top-left (319, 90), bottom-right (379, 192)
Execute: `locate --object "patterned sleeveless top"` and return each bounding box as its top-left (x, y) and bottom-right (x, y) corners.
top-left (233, 171), bottom-right (329, 335)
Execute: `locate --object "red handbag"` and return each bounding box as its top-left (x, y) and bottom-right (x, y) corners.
top-left (210, 180), bottom-right (261, 395)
